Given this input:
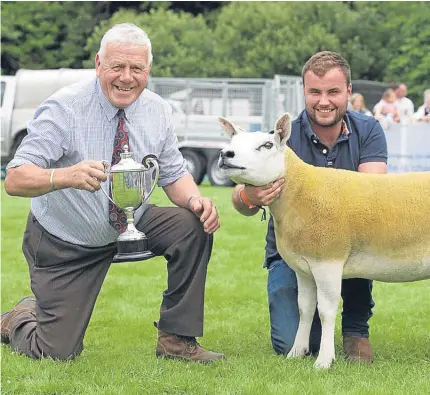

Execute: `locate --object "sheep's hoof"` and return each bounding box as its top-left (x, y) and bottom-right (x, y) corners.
top-left (287, 346), bottom-right (308, 359)
top-left (314, 356), bottom-right (334, 369)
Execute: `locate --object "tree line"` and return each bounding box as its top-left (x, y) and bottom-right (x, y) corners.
top-left (1, 1), bottom-right (429, 105)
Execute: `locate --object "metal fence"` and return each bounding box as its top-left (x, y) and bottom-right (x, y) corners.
top-left (148, 77), bottom-right (270, 116)
top-left (386, 124), bottom-right (430, 172)
top-left (148, 76), bottom-right (304, 134)
top-left (270, 75), bottom-right (305, 129)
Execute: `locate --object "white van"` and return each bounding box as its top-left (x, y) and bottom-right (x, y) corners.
top-left (1, 68), bottom-right (96, 163)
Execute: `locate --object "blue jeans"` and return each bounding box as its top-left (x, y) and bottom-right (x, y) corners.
top-left (267, 259), bottom-right (374, 355)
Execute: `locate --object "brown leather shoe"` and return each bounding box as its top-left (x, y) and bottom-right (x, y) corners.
top-left (1, 296), bottom-right (36, 344)
top-left (343, 336), bottom-right (373, 363)
top-left (155, 323), bottom-right (225, 363)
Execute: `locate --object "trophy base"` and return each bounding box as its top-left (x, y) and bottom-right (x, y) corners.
top-left (112, 237), bottom-right (154, 263)
top-left (113, 250), bottom-right (154, 263)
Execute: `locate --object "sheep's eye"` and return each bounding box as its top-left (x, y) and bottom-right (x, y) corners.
top-left (256, 141), bottom-right (273, 151)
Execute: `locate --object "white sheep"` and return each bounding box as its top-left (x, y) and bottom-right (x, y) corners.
top-left (218, 112), bottom-right (430, 369)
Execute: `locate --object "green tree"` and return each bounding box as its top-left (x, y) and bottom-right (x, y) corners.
top-left (1, 1), bottom-right (107, 75)
top-left (211, 1), bottom-right (428, 105)
top-left (211, 1), bottom-right (407, 81)
top-left (212, 2), bottom-right (341, 78)
top-left (84, 8), bottom-right (214, 77)
top-left (379, 2), bottom-right (430, 105)
top-left (211, 2), bottom-right (399, 79)
top-left (2, 0), bottom-right (427, 105)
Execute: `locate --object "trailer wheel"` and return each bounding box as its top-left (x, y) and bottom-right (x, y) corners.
top-left (207, 156), bottom-right (235, 187)
top-left (181, 149), bottom-right (206, 185)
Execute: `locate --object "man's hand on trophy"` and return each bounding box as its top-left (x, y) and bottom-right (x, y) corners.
top-left (65, 160), bottom-right (108, 192)
top-left (187, 196), bottom-right (220, 234)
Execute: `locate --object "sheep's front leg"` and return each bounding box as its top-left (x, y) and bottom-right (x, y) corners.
top-left (311, 263), bottom-right (343, 369)
top-left (287, 273), bottom-right (317, 359)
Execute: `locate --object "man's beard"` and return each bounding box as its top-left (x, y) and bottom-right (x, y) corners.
top-left (306, 107), bottom-right (346, 128)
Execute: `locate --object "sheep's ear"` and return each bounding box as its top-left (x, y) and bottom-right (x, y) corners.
top-left (274, 113), bottom-right (291, 146)
top-left (218, 117), bottom-right (243, 138)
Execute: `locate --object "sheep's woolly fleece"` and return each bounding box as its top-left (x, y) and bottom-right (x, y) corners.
top-left (273, 148), bottom-right (430, 267)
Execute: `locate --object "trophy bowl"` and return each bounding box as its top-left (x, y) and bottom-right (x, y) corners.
top-left (101, 146), bottom-right (159, 263)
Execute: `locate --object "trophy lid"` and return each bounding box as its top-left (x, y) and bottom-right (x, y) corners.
top-left (110, 145), bottom-right (145, 173)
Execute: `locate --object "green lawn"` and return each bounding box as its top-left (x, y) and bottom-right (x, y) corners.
top-left (1, 182), bottom-right (429, 395)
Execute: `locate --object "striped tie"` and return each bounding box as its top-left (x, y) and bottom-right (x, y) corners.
top-left (109, 110), bottom-right (129, 233)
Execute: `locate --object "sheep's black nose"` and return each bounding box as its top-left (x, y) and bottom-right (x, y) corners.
top-left (220, 150), bottom-right (235, 159)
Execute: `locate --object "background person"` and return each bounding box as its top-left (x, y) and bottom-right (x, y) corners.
top-left (374, 88), bottom-right (401, 128)
top-left (1, 23), bottom-right (224, 363)
top-left (395, 83), bottom-right (414, 124)
top-left (349, 93), bottom-right (372, 116)
top-left (231, 51), bottom-right (387, 363)
top-left (412, 89), bottom-right (430, 123)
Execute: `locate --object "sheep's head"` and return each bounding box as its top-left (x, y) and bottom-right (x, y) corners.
top-left (218, 113), bottom-right (291, 186)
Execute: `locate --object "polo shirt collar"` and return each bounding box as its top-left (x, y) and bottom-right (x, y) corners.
top-left (96, 78), bottom-right (140, 122)
top-left (301, 110), bottom-right (316, 140)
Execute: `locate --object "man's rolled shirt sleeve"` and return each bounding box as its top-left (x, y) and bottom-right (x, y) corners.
top-left (7, 100), bottom-right (71, 170)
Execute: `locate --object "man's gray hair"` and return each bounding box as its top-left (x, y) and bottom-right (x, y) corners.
top-left (98, 23), bottom-right (153, 62)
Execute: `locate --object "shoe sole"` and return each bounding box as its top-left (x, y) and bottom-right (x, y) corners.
top-left (155, 352), bottom-right (225, 364)
top-left (1, 296), bottom-right (36, 344)
top-left (344, 357), bottom-right (373, 363)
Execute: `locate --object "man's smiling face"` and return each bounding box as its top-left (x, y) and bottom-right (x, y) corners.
top-left (304, 67), bottom-right (351, 128)
top-left (95, 43), bottom-right (152, 108)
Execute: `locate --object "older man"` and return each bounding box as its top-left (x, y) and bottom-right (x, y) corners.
top-left (1, 23), bottom-right (224, 363)
top-left (395, 83), bottom-right (414, 123)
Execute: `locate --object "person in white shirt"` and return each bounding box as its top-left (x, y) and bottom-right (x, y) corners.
top-left (412, 89), bottom-right (430, 123)
top-left (395, 83), bottom-right (414, 124)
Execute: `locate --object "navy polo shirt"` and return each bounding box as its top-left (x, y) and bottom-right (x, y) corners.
top-left (264, 109), bottom-right (387, 267)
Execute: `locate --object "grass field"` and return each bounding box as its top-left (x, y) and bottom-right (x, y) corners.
top-left (1, 182), bottom-right (429, 395)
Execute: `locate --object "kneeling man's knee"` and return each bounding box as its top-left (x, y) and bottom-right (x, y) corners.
top-left (177, 208), bottom-right (212, 244)
top-left (272, 335), bottom-right (295, 355)
top-left (41, 342), bottom-right (83, 361)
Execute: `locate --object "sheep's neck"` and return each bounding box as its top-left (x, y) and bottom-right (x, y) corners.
top-left (269, 148), bottom-right (315, 215)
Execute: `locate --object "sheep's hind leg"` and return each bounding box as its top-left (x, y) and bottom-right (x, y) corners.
top-left (311, 262), bottom-right (343, 369)
top-left (287, 273), bottom-right (317, 359)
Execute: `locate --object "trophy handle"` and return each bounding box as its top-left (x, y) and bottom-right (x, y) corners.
top-left (100, 160), bottom-right (116, 205)
top-left (141, 155), bottom-right (159, 204)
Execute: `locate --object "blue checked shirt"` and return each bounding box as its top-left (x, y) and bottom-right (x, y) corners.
top-left (7, 78), bottom-right (189, 246)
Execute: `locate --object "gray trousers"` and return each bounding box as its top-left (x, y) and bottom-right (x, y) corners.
top-left (10, 205), bottom-right (213, 360)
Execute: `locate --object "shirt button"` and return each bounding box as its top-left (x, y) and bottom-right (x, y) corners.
top-left (322, 148), bottom-right (328, 154)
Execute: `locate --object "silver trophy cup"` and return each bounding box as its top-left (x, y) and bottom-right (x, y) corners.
top-left (101, 145), bottom-right (159, 263)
